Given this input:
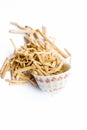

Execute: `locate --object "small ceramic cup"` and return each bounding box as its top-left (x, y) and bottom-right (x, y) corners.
top-left (33, 63), bottom-right (71, 92)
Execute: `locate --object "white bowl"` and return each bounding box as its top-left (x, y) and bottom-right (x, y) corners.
top-left (33, 63), bottom-right (71, 92)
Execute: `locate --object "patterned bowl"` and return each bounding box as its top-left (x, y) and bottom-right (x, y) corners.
top-left (33, 63), bottom-right (71, 92)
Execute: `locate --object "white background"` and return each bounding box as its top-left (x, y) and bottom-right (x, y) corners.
top-left (0, 0), bottom-right (87, 130)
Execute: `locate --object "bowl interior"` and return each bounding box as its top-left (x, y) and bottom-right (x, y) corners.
top-left (61, 63), bottom-right (71, 73)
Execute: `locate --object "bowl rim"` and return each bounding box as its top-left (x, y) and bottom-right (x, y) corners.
top-left (33, 63), bottom-right (71, 78)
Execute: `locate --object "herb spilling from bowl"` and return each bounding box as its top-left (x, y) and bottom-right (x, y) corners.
top-left (0, 22), bottom-right (71, 87)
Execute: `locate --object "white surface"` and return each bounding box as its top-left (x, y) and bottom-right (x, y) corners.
top-left (0, 0), bottom-right (87, 130)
